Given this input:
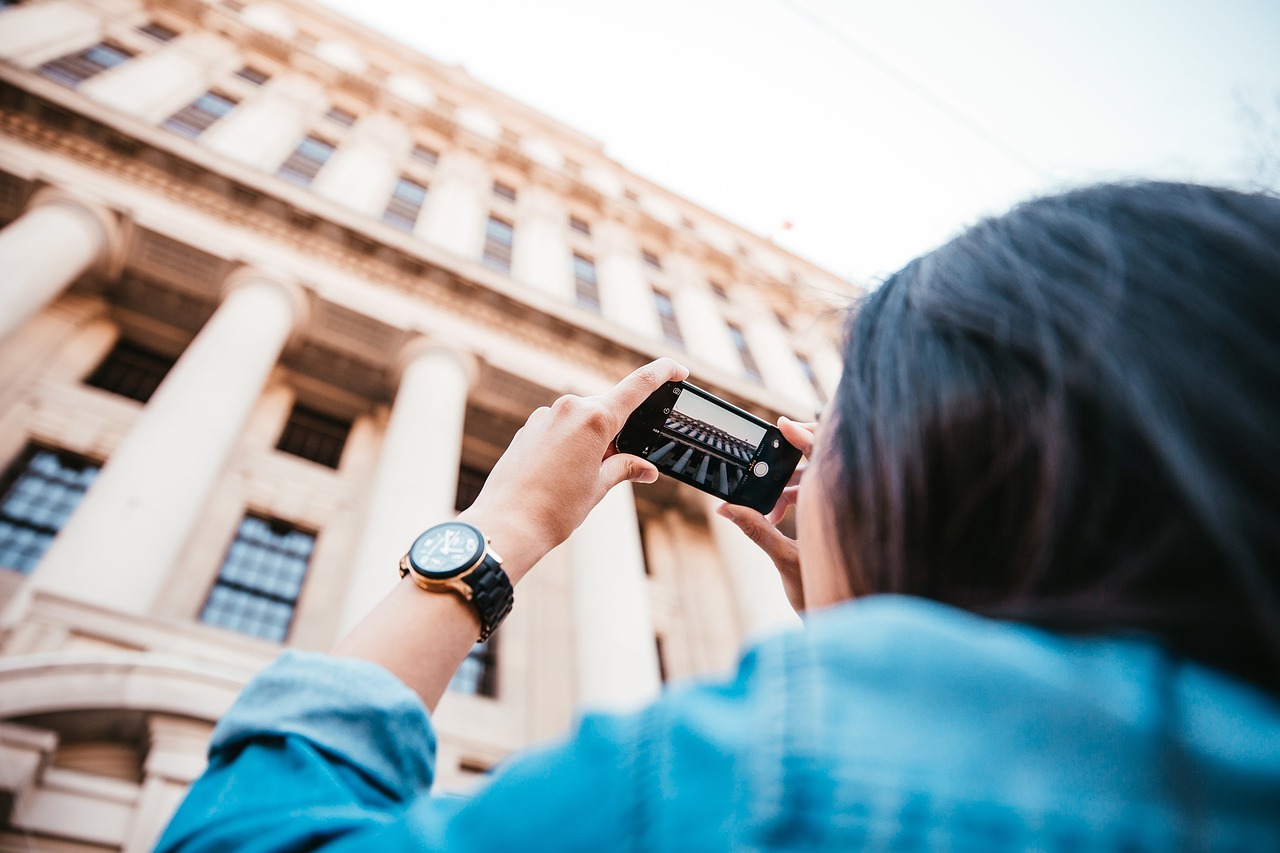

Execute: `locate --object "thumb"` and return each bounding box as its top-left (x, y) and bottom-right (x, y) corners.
top-left (600, 453), bottom-right (659, 489)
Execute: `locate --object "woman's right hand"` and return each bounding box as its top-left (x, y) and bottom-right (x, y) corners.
top-left (715, 418), bottom-right (817, 613)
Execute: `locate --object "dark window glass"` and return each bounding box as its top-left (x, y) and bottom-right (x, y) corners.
top-left (455, 465), bottom-right (488, 513)
top-left (85, 340), bottom-right (175, 403)
top-left (138, 22), bottom-right (178, 41)
top-left (710, 281), bottom-right (729, 301)
top-left (199, 515), bottom-right (315, 643)
top-left (573, 253), bottom-right (600, 313)
top-left (642, 249), bottom-right (662, 269)
top-left (276, 135), bottom-right (335, 186)
top-left (569, 216), bottom-right (591, 236)
top-left (492, 181), bottom-right (517, 202)
top-left (235, 66), bottom-right (269, 85)
top-left (652, 288), bottom-right (683, 348)
top-left (411, 144), bottom-right (439, 165)
top-left (161, 91), bottom-right (237, 139)
top-left (450, 633), bottom-right (498, 697)
top-left (38, 42), bottom-right (134, 88)
top-left (655, 635), bottom-right (669, 683)
top-left (276, 404), bottom-right (351, 469)
top-left (382, 176), bottom-right (428, 231)
top-left (325, 106), bottom-right (356, 127)
top-left (0, 446), bottom-right (100, 574)
top-left (796, 353), bottom-right (826, 402)
top-left (727, 323), bottom-right (762, 383)
top-left (482, 215), bottom-right (514, 273)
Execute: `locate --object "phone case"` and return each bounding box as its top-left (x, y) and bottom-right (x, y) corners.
top-left (614, 381), bottom-right (802, 514)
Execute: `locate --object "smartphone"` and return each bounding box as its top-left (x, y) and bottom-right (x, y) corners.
top-left (614, 380), bottom-right (802, 514)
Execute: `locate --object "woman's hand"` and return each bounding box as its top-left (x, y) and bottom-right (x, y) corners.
top-left (459, 357), bottom-right (689, 583)
top-left (715, 418), bottom-right (817, 613)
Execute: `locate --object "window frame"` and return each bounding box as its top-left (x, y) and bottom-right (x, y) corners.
top-left (0, 445), bottom-right (101, 575)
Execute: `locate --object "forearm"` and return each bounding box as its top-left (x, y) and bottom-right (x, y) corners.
top-left (330, 506), bottom-right (547, 711)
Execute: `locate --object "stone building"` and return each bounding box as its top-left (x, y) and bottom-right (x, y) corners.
top-left (0, 0), bottom-right (856, 848)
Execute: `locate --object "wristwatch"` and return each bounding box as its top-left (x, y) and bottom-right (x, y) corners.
top-left (399, 521), bottom-right (514, 641)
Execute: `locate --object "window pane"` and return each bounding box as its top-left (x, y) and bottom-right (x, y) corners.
top-left (235, 66), bottom-right (269, 85)
top-left (727, 323), bottom-right (762, 382)
top-left (276, 404), bottom-right (351, 468)
top-left (161, 91), bottom-right (237, 140)
top-left (138, 22), bottom-right (178, 41)
top-left (325, 107), bottom-right (356, 126)
top-left (492, 181), bottom-right (517, 202)
top-left (482, 216), bottom-right (514, 273)
top-left (199, 515), bottom-right (315, 643)
top-left (449, 635), bottom-right (498, 697)
top-left (277, 136), bottom-right (335, 186)
top-left (85, 340), bottom-right (175, 403)
top-left (411, 144), bottom-right (438, 165)
top-left (382, 177), bottom-right (428, 231)
top-left (38, 42), bottom-right (133, 88)
top-left (0, 447), bottom-right (100, 574)
top-left (573, 254), bottom-right (600, 313)
top-left (653, 288), bottom-right (683, 347)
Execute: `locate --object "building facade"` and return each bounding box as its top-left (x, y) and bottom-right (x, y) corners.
top-left (0, 0), bottom-right (856, 848)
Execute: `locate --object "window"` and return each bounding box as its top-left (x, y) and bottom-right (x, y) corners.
top-left (38, 42), bottom-right (134, 88)
top-left (276, 404), bottom-right (351, 468)
top-left (655, 635), bottom-right (669, 683)
top-left (138, 21), bottom-right (179, 41)
top-left (450, 634), bottom-right (497, 696)
top-left (0, 446), bottom-right (99, 574)
top-left (569, 216), bottom-right (591, 236)
top-left (573, 254), bottom-right (600, 313)
top-left (774, 310), bottom-right (792, 331)
top-left (709, 281), bottom-right (729, 301)
top-left (726, 322), bottom-right (762, 382)
top-left (642, 249), bottom-right (662, 270)
top-left (796, 353), bottom-right (826, 402)
top-left (381, 176), bottom-right (427, 231)
top-left (455, 465), bottom-right (489, 513)
top-left (652, 287), bottom-right (683, 348)
top-left (235, 66), bottom-right (269, 85)
top-left (85, 340), bottom-right (175, 403)
top-left (482, 215), bottom-right (514, 273)
top-left (161, 91), bottom-right (237, 139)
top-left (276, 135), bottom-right (335, 186)
top-left (199, 515), bottom-right (314, 643)
top-left (325, 106), bottom-right (356, 127)
top-left (492, 181), bottom-right (517, 202)
top-left (411, 144), bottom-right (438, 165)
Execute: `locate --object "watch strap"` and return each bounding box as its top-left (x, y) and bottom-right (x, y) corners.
top-left (463, 553), bottom-right (514, 642)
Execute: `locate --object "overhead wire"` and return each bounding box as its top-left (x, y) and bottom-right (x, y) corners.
top-left (769, 0), bottom-right (1057, 182)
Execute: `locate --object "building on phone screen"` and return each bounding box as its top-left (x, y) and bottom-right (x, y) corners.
top-left (0, 0), bottom-right (858, 847)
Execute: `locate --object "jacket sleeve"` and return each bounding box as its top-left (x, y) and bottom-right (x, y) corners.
top-left (152, 649), bottom-right (664, 853)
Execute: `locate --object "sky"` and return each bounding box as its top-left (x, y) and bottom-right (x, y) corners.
top-left (320, 0), bottom-right (1280, 286)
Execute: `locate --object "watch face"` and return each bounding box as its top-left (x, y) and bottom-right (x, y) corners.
top-left (409, 522), bottom-right (484, 579)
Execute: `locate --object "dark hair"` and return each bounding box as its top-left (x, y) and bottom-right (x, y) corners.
top-left (827, 182), bottom-right (1280, 692)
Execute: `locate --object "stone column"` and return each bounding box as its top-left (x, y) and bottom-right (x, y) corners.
top-left (337, 340), bottom-right (477, 635)
top-left (28, 268), bottom-right (308, 614)
top-left (312, 113), bottom-right (411, 217)
top-left (80, 31), bottom-right (239, 123)
top-left (0, 191), bottom-right (117, 345)
top-left (704, 495), bottom-right (801, 641)
top-left (511, 182), bottom-right (571, 298)
top-left (568, 481), bottom-right (662, 710)
top-left (595, 217), bottom-right (661, 338)
top-left (667, 251), bottom-right (739, 372)
top-left (202, 74), bottom-right (328, 171)
top-left (418, 148), bottom-right (490, 259)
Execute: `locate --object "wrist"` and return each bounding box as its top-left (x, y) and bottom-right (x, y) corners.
top-left (455, 505), bottom-right (548, 585)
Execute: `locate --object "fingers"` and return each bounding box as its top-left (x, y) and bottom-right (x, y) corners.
top-left (716, 503), bottom-right (799, 571)
top-left (778, 417), bottom-right (817, 458)
top-left (600, 452), bottom-right (659, 489)
top-left (765, 485), bottom-right (800, 525)
top-left (603, 358), bottom-right (689, 429)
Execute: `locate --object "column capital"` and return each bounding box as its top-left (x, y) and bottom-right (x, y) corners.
top-left (394, 335), bottom-right (480, 389)
top-left (27, 186), bottom-right (124, 278)
top-left (220, 265), bottom-right (311, 344)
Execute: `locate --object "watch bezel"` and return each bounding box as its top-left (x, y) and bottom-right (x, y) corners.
top-left (406, 521), bottom-right (486, 581)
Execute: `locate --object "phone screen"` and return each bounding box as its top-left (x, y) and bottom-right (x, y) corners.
top-left (616, 381), bottom-right (801, 512)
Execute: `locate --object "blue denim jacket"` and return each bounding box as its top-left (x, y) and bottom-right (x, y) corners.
top-left (156, 596), bottom-right (1280, 851)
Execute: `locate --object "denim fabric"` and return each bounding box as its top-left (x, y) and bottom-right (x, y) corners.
top-left (156, 595), bottom-right (1280, 852)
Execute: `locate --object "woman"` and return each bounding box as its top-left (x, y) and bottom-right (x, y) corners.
top-left (157, 182), bottom-right (1280, 851)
